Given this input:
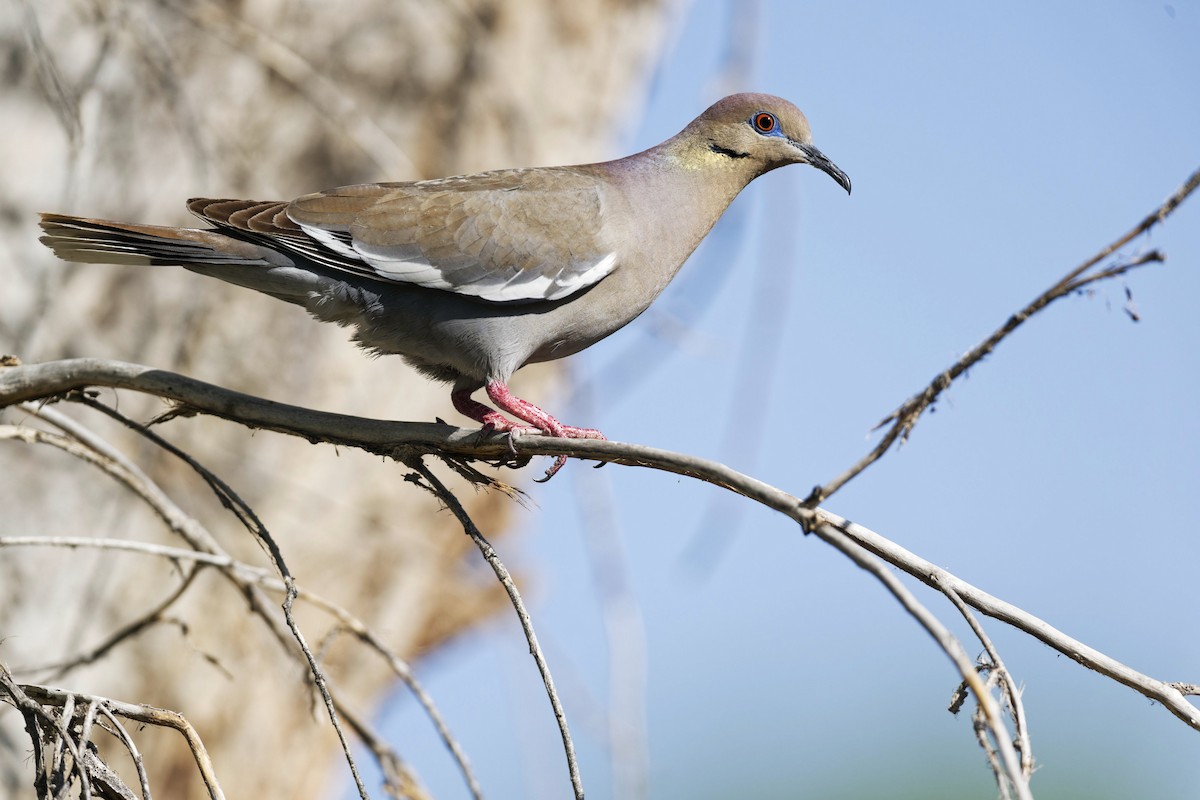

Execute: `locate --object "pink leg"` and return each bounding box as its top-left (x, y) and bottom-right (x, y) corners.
top-left (451, 387), bottom-right (535, 434)
top-left (483, 380), bottom-right (606, 480)
top-left (484, 381), bottom-right (605, 440)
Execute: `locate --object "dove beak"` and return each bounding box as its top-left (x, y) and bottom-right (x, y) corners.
top-left (796, 142), bottom-right (852, 195)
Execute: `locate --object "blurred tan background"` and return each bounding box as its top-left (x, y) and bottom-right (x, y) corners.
top-left (0, 1), bottom-right (676, 796)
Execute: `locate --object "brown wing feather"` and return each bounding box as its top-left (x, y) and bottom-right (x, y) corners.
top-left (186, 197), bottom-right (383, 281)
top-left (287, 168), bottom-right (618, 303)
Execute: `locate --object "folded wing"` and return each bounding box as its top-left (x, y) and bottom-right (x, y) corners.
top-left (284, 168), bottom-right (619, 303)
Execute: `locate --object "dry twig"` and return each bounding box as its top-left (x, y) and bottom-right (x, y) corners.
top-left (0, 664), bottom-right (226, 800)
top-left (404, 457), bottom-right (585, 800)
top-left (806, 165), bottom-right (1200, 506)
top-left (5, 403), bottom-right (477, 798)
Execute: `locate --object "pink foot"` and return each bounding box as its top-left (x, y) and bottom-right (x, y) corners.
top-left (451, 382), bottom-right (605, 480)
top-left (451, 388), bottom-right (536, 435)
top-left (485, 381), bottom-right (605, 480)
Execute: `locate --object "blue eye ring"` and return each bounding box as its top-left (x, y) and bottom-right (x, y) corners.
top-left (751, 111), bottom-right (778, 134)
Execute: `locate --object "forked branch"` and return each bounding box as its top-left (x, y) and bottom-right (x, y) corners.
top-left (807, 164), bottom-right (1200, 505)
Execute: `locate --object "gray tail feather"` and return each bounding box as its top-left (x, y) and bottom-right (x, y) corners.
top-left (38, 213), bottom-right (285, 268)
top-left (37, 213), bottom-right (340, 304)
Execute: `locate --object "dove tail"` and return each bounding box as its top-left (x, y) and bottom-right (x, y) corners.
top-left (37, 213), bottom-right (290, 269)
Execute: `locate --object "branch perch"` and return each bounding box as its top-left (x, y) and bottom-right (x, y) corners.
top-left (4, 356), bottom-right (1196, 736)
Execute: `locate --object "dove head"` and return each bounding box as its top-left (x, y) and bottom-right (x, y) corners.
top-left (682, 93), bottom-right (851, 193)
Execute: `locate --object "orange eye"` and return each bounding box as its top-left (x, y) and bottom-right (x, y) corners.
top-left (753, 112), bottom-right (777, 133)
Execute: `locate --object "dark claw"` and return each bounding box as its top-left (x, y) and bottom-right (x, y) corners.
top-left (491, 449), bottom-right (531, 470)
top-left (473, 422), bottom-right (498, 446)
top-left (535, 454), bottom-right (569, 482)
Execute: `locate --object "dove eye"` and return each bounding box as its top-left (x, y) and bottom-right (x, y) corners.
top-left (752, 112), bottom-right (778, 134)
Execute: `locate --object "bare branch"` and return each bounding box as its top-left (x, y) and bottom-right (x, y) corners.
top-left (98, 705), bottom-right (152, 800)
top-left (4, 401), bottom-right (469, 796)
top-left (404, 457), bottom-right (585, 800)
top-left (810, 523), bottom-right (1031, 799)
top-left (569, 430), bottom-right (649, 800)
top-left (4, 359), bottom-right (1197, 736)
top-left (940, 581), bottom-right (1033, 777)
top-left (333, 704), bottom-right (434, 800)
top-left (40, 394), bottom-right (372, 800)
top-left (0, 532), bottom-right (474, 798)
top-left (15, 681), bottom-right (225, 800)
top-left (807, 165), bottom-right (1200, 506)
top-left (18, 555), bottom-right (201, 681)
top-left (820, 509), bottom-right (1200, 732)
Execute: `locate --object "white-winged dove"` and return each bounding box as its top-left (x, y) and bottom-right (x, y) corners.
top-left (39, 93), bottom-right (849, 479)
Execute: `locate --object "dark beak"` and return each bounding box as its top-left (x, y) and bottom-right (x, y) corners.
top-left (797, 142), bottom-right (852, 195)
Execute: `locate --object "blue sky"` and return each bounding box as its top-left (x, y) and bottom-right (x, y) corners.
top-left (358, 3), bottom-right (1200, 798)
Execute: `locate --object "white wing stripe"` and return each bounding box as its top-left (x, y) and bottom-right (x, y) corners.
top-left (298, 223), bottom-right (362, 260)
top-left (299, 222), bottom-right (618, 303)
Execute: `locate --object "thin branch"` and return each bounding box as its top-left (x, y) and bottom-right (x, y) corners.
top-left (809, 523), bottom-right (1031, 799)
top-left (8, 398), bottom-right (458, 795)
top-left (570, 433), bottom-right (649, 800)
top-left (18, 402), bottom-right (160, 489)
top-left (807, 165), bottom-right (1200, 505)
top-left (3, 404), bottom-right (229, 558)
top-left (405, 457), bottom-right (585, 800)
top-left (98, 705), bottom-right (152, 800)
top-left (26, 564), bottom-right (201, 682)
top-left (334, 630), bottom-right (481, 800)
top-left (51, 690), bottom-right (87, 800)
top-left (75, 699), bottom-right (101, 774)
top-left (819, 508), bottom-right (1200, 732)
top-left (18, 683), bottom-right (225, 800)
top-left (70, 395), bottom-right (371, 800)
top-left (0, 533), bottom-right (475, 799)
top-left (939, 581), bottom-right (1033, 777)
top-left (336, 709), bottom-right (433, 800)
